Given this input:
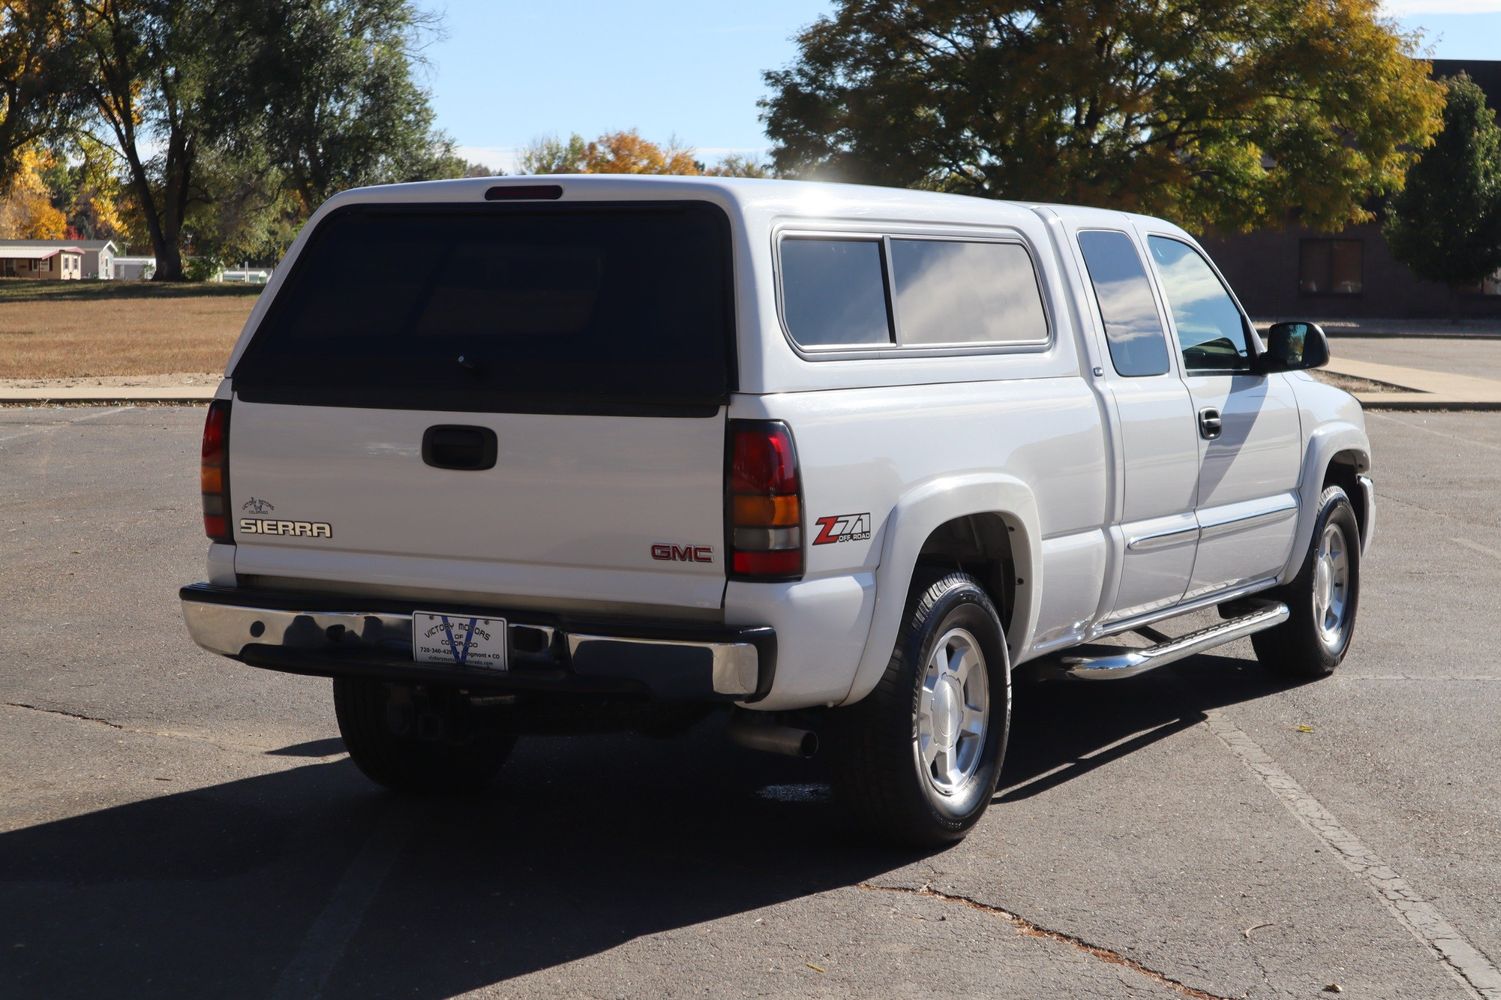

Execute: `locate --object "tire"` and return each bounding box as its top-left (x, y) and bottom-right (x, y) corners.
top-left (1252, 485), bottom-right (1361, 679)
top-left (831, 571), bottom-right (1011, 847)
top-left (333, 677), bottom-right (516, 793)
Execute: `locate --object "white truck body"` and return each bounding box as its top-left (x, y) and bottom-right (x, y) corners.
top-left (184, 175), bottom-right (1374, 714)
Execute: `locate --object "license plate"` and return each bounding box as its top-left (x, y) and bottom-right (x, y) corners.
top-left (412, 612), bottom-right (508, 670)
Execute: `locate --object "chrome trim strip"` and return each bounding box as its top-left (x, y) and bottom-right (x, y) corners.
top-left (1090, 576), bottom-right (1280, 641)
top-left (1197, 497), bottom-right (1298, 541)
top-left (1125, 525), bottom-right (1199, 552)
top-left (1062, 600), bottom-right (1289, 680)
top-left (181, 600), bottom-right (757, 697)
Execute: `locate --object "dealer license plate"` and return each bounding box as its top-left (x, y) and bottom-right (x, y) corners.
top-left (412, 612), bottom-right (508, 670)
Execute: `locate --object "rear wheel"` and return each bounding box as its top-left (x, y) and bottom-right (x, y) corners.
top-left (831, 572), bottom-right (1011, 847)
top-left (333, 678), bottom-right (516, 793)
top-left (1252, 485), bottom-right (1361, 678)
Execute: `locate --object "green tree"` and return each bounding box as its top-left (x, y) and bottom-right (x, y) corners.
top-left (219, 0), bottom-right (460, 212)
top-left (75, 0), bottom-right (223, 279)
top-left (703, 153), bottom-right (772, 178)
top-left (761, 0), bottom-right (1443, 232)
top-left (1385, 74), bottom-right (1501, 286)
top-left (0, 0), bottom-right (86, 192)
top-left (519, 133), bottom-right (588, 174)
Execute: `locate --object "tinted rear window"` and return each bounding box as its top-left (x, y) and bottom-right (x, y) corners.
top-left (233, 202), bottom-right (733, 415)
top-left (889, 239), bottom-right (1047, 346)
top-left (780, 238), bottom-right (893, 347)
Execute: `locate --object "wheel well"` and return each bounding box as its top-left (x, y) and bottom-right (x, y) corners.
top-left (1324, 451), bottom-right (1368, 541)
top-left (913, 514), bottom-right (1017, 635)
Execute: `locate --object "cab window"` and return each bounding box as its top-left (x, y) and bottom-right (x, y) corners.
top-left (1076, 230), bottom-right (1171, 377)
top-left (1147, 236), bottom-right (1251, 372)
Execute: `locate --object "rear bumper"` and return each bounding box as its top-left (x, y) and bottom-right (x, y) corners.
top-left (179, 583), bottom-right (775, 702)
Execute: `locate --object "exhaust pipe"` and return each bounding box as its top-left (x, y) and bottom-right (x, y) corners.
top-left (726, 714), bottom-right (818, 758)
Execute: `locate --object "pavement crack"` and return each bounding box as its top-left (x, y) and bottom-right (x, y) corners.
top-left (857, 882), bottom-right (1231, 1000)
top-left (5, 701), bottom-right (124, 729)
top-left (1, 701), bottom-right (293, 759)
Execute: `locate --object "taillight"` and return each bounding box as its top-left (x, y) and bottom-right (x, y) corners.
top-left (727, 420), bottom-right (803, 580)
top-left (201, 400), bottom-right (232, 543)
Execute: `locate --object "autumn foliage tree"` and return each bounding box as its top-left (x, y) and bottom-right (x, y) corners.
top-left (0, 143), bottom-right (66, 237)
top-left (761, 0), bottom-right (1443, 232)
top-left (521, 130), bottom-right (700, 175)
top-left (0, 0), bottom-right (84, 192)
top-left (1384, 74), bottom-right (1501, 286)
top-left (519, 130), bottom-right (774, 178)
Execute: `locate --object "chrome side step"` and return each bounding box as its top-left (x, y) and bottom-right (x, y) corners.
top-left (1060, 600), bottom-right (1288, 680)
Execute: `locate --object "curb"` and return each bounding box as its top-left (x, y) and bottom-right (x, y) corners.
top-left (0, 393), bottom-right (214, 405)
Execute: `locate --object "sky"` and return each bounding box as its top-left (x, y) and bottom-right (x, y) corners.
top-left (417, 1), bottom-right (1501, 174)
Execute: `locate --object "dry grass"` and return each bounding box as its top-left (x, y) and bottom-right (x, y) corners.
top-left (0, 280), bottom-right (261, 377)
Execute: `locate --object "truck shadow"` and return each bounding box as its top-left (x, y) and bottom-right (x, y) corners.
top-left (0, 653), bottom-right (1296, 998)
top-left (1000, 652), bottom-right (1302, 802)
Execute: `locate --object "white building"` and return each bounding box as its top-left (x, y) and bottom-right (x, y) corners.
top-left (113, 256), bottom-right (157, 281)
top-left (0, 244), bottom-right (84, 280)
top-left (0, 238), bottom-right (117, 279)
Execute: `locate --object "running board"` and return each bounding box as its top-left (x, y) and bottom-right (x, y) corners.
top-left (1060, 600), bottom-right (1289, 680)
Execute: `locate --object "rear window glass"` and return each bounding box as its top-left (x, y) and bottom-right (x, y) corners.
top-left (889, 239), bottom-right (1047, 345)
top-left (1076, 230), bottom-right (1171, 377)
top-left (232, 202), bottom-right (733, 415)
top-left (779, 238), bottom-right (892, 347)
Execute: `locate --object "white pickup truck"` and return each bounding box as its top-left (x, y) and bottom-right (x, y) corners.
top-left (181, 176), bottom-right (1373, 845)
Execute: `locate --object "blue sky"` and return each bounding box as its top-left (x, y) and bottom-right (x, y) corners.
top-left (416, 1), bottom-right (1501, 173)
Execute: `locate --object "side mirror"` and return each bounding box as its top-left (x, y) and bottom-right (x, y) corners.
top-left (1257, 321), bottom-right (1330, 373)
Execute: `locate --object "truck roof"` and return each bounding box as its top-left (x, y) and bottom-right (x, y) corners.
top-left (319, 174), bottom-right (1193, 241)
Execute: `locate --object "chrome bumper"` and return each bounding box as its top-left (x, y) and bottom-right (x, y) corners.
top-left (179, 584), bottom-right (772, 701)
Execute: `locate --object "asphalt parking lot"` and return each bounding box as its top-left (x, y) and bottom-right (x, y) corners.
top-left (2, 405), bottom-right (1499, 999)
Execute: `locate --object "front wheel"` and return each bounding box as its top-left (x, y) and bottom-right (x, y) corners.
top-left (830, 572), bottom-right (1011, 847)
top-left (333, 678), bottom-right (516, 793)
top-left (1252, 485), bottom-right (1361, 678)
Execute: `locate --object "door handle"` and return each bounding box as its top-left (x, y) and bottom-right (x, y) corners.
top-left (1198, 407), bottom-right (1223, 441)
top-left (422, 425), bottom-right (498, 471)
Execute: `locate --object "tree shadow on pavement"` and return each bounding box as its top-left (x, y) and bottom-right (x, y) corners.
top-left (0, 652), bottom-right (1302, 998)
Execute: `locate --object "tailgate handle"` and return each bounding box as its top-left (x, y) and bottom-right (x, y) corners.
top-left (422, 425), bottom-right (498, 471)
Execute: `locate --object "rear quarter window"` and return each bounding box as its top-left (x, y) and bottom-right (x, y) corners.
top-left (778, 233), bottom-right (1049, 354)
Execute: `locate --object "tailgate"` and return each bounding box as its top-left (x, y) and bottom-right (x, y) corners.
top-left (225, 200), bottom-right (734, 612)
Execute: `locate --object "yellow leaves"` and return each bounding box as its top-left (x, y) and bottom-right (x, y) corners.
top-left (0, 144), bottom-right (65, 239)
top-left (521, 130), bottom-right (703, 176)
top-left (580, 130), bottom-right (701, 176)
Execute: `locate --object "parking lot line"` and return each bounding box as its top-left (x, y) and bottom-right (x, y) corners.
top-left (0, 406), bottom-right (137, 444)
top-left (1454, 538), bottom-right (1501, 562)
top-left (269, 808), bottom-right (415, 1000)
top-left (1204, 711), bottom-right (1501, 1000)
top-left (1367, 411), bottom-right (1501, 453)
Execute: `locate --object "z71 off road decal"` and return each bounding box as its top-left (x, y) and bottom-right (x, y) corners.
top-left (813, 513), bottom-right (872, 545)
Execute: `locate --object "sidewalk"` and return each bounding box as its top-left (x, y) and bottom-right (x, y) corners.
top-left (0, 373), bottom-right (218, 405)
top-left (1258, 317), bottom-right (1501, 340)
top-left (1322, 355), bottom-right (1501, 410)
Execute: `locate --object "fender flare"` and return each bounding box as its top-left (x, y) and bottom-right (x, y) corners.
top-left (840, 473), bottom-right (1042, 706)
top-left (1282, 420), bottom-right (1371, 582)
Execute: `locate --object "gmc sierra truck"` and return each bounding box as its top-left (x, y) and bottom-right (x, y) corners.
top-left (181, 176), bottom-right (1372, 846)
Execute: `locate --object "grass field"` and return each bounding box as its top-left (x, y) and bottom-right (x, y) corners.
top-left (0, 279), bottom-right (261, 378)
